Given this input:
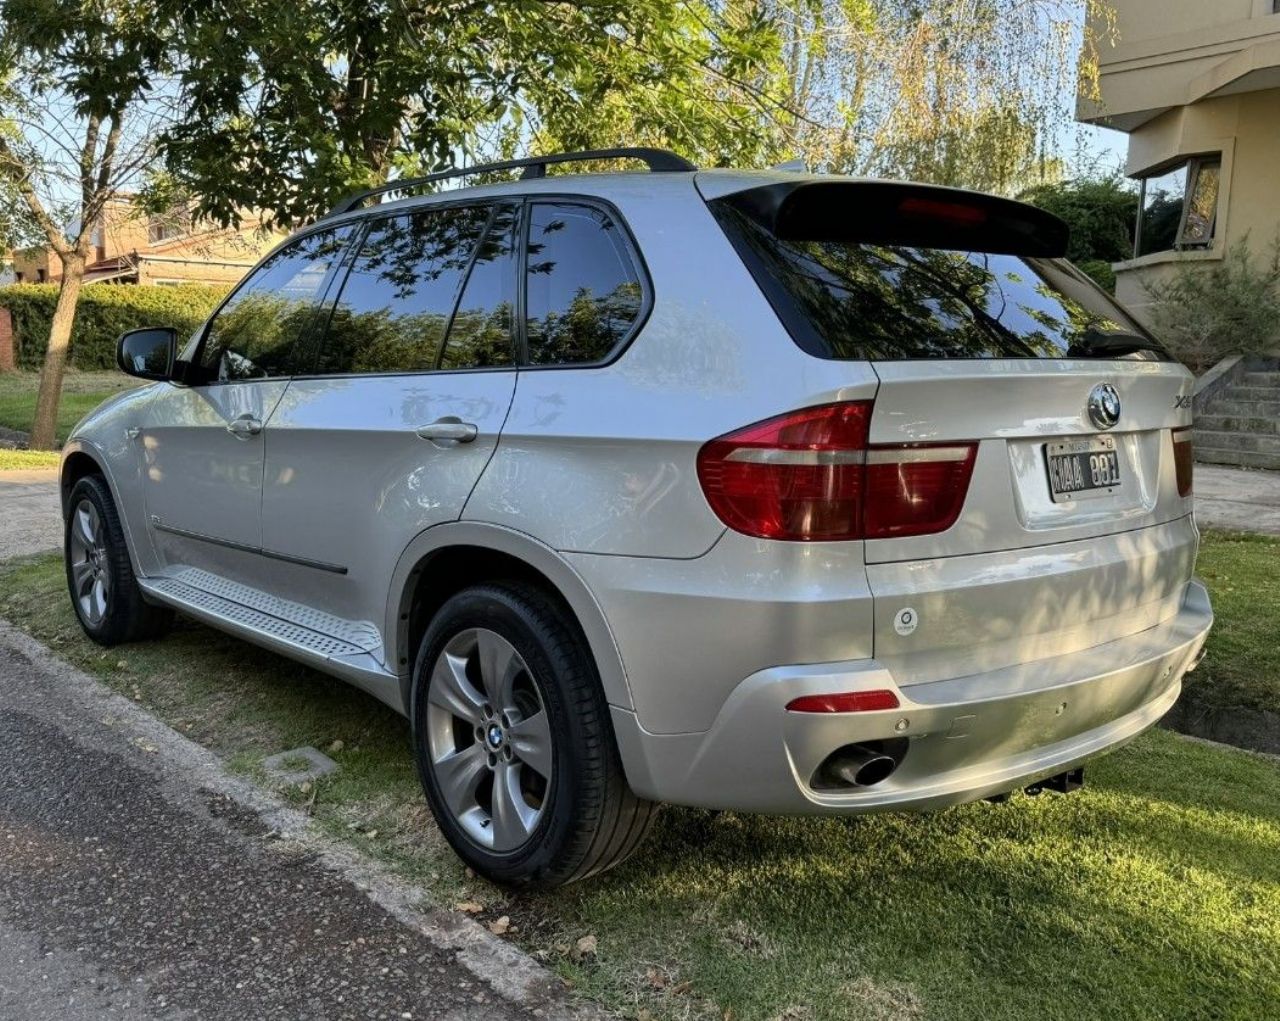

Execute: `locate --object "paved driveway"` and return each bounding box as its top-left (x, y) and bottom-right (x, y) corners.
top-left (0, 469), bottom-right (61, 559)
top-left (1195, 465), bottom-right (1280, 536)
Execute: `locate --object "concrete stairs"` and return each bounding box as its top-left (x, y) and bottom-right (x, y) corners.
top-left (1194, 361), bottom-right (1280, 470)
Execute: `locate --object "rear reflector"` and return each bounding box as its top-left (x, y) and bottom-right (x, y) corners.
top-left (786, 690), bottom-right (901, 713)
top-left (1173, 427), bottom-right (1193, 497)
top-left (696, 402), bottom-right (976, 541)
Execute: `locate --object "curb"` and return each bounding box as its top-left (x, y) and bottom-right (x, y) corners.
top-left (0, 618), bottom-right (611, 1021)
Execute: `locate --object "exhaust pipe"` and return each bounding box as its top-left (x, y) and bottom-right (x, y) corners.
top-left (822, 744), bottom-right (899, 789)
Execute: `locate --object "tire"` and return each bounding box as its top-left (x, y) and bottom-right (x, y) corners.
top-left (410, 581), bottom-right (657, 888)
top-left (64, 474), bottom-right (174, 647)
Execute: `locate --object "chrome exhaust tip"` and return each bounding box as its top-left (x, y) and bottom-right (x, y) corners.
top-left (821, 744), bottom-right (900, 788)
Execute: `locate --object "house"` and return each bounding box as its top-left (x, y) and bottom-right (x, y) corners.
top-left (1078, 0), bottom-right (1280, 324)
top-left (1078, 1), bottom-right (1280, 471)
top-left (11, 195), bottom-right (281, 288)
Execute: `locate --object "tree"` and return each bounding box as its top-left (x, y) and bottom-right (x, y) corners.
top-left (0, 0), bottom-right (173, 449)
top-left (1019, 174), bottom-right (1139, 290)
top-left (156, 1), bottom-right (787, 230)
top-left (741, 0), bottom-right (1115, 194)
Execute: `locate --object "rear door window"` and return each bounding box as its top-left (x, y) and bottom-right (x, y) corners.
top-left (439, 204), bottom-right (518, 370)
top-left (524, 202), bottom-right (644, 365)
top-left (714, 201), bottom-right (1168, 362)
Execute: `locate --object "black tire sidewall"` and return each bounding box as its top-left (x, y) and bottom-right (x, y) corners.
top-left (410, 584), bottom-right (599, 886)
top-left (64, 475), bottom-right (139, 646)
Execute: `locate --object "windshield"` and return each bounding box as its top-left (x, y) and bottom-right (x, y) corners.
top-left (714, 203), bottom-right (1170, 362)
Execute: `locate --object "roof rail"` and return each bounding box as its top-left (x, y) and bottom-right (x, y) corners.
top-left (325, 147), bottom-right (697, 219)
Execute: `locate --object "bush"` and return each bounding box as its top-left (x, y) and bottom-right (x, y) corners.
top-left (1018, 176), bottom-right (1139, 274)
top-left (1144, 236), bottom-right (1280, 374)
top-left (0, 282), bottom-right (229, 370)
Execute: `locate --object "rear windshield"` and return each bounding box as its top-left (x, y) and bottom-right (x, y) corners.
top-left (713, 203), bottom-right (1170, 362)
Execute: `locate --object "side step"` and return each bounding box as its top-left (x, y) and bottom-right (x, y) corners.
top-left (138, 570), bottom-right (403, 713)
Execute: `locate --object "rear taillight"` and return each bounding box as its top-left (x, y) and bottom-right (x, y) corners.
top-left (1173, 427), bottom-right (1193, 497)
top-left (696, 401), bottom-right (976, 542)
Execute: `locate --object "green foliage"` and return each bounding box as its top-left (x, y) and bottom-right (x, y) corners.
top-left (1018, 176), bottom-right (1139, 268)
top-left (0, 283), bottom-right (226, 369)
top-left (157, 1), bottom-right (785, 229)
top-left (1144, 236), bottom-right (1280, 373)
top-left (1076, 259), bottom-right (1116, 293)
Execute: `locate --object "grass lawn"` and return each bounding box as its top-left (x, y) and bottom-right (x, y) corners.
top-left (0, 369), bottom-right (137, 446)
top-left (0, 448), bottom-right (60, 470)
top-left (1, 546), bottom-right (1277, 1021)
top-left (1189, 530), bottom-right (1280, 715)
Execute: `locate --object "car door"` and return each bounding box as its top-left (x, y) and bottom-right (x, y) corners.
top-left (141, 225), bottom-right (355, 575)
top-left (257, 201), bottom-right (519, 636)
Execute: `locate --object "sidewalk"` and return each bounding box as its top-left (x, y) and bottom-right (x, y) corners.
top-left (1195, 464), bottom-right (1280, 536)
top-left (0, 468), bottom-right (61, 559)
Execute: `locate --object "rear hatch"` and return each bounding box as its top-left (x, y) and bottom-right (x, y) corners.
top-left (704, 175), bottom-right (1197, 686)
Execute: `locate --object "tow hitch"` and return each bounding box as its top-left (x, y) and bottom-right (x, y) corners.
top-left (1025, 767), bottom-right (1084, 796)
top-left (985, 766), bottom-right (1084, 803)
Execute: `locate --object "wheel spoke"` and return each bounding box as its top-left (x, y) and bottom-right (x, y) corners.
top-left (427, 651), bottom-right (485, 724)
top-left (70, 557), bottom-right (94, 596)
top-left (86, 502), bottom-right (103, 546)
top-left (433, 743), bottom-right (488, 817)
top-left (73, 506), bottom-right (95, 551)
top-left (475, 630), bottom-right (519, 706)
top-left (90, 578), bottom-right (107, 622)
top-left (508, 710), bottom-right (553, 779)
top-left (490, 761), bottom-right (536, 850)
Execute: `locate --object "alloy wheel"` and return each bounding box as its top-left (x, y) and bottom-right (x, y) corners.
top-left (425, 628), bottom-right (554, 851)
top-left (68, 498), bottom-right (111, 627)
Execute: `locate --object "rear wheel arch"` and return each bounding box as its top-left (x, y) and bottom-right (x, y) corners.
top-left (387, 524), bottom-right (633, 717)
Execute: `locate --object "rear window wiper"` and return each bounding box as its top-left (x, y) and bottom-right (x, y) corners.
top-left (1068, 326), bottom-right (1167, 359)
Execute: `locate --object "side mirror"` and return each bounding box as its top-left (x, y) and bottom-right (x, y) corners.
top-left (117, 327), bottom-right (177, 381)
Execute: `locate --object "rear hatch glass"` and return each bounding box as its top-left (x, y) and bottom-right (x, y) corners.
top-left (710, 183), bottom-right (1170, 364)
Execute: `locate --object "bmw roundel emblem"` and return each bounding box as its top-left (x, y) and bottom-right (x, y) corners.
top-left (1087, 383), bottom-right (1121, 431)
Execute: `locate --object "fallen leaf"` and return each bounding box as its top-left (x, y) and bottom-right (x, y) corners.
top-left (487, 915), bottom-right (510, 935)
top-left (574, 934), bottom-right (598, 960)
top-left (670, 981), bottom-right (692, 996)
top-left (455, 900), bottom-right (485, 914)
top-left (645, 966), bottom-right (667, 990)
top-left (327, 739), bottom-right (345, 754)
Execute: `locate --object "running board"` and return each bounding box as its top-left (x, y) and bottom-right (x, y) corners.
top-left (138, 572), bottom-right (404, 715)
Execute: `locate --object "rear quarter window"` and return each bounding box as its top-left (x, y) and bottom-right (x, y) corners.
top-left (713, 202), bottom-right (1169, 362)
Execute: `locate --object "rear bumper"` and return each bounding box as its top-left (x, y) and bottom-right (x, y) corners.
top-left (612, 579), bottom-right (1213, 813)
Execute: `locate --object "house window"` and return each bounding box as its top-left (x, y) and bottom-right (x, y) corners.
top-left (148, 207), bottom-right (191, 244)
top-left (1135, 156), bottom-right (1221, 257)
top-left (36, 268), bottom-right (46, 282)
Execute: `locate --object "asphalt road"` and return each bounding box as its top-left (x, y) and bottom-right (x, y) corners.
top-left (0, 624), bottom-right (581, 1021)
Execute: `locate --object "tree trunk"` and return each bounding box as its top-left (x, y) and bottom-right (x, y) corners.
top-left (28, 253), bottom-right (86, 451)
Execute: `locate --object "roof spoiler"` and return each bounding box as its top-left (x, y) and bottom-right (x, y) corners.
top-left (713, 180), bottom-right (1070, 258)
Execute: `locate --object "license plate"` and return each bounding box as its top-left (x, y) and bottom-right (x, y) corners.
top-left (1046, 437), bottom-right (1121, 502)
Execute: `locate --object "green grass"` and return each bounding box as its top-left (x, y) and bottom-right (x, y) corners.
top-left (0, 369), bottom-right (137, 445)
top-left (1189, 530), bottom-right (1280, 715)
top-left (1, 549), bottom-right (1277, 1021)
top-left (0, 448), bottom-right (59, 470)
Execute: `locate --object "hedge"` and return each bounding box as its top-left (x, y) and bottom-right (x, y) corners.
top-left (0, 283), bottom-right (229, 370)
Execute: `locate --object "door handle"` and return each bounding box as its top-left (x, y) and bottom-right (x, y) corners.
top-left (226, 414), bottom-right (263, 439)
top-left (416, 418), bottom-right (478, 445)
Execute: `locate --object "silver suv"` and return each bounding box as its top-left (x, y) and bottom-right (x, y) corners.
top-left (63, 149), bottom-right (1213, 887)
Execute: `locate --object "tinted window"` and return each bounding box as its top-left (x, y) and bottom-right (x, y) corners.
top-left (200, 227), bottom-right (352, 381)
top-left (317, 205), bottom-right (491, 375)
top-left (440, 204), bottom-right (518, 370)
top-left (525, 203), bottom-right (643, 364)
top-left (717, 206), bottom-right (1166, 361)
